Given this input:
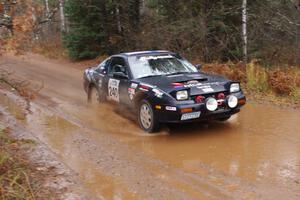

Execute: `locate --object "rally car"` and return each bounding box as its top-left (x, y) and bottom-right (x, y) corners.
top-left (83, 50), bottom-right (246, 133)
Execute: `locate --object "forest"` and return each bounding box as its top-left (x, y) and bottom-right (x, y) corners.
top-left (64, 0), bottom-right (300, 64)
top-left (0, 0), bottom-right (299, 64)
top-left (0, 0), bottom-right (300, 99)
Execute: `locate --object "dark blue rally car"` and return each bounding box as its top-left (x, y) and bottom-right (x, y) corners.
top-left (83, 50), bottom-right (246, 133)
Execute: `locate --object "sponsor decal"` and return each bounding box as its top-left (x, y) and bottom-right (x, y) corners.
top-left (139, 55), bottom-right (174, 61)
top-left (108, 79), bottom-right (120, 102)
top-left (184, 82), bottom-right (203, 88)
top-left (186, 80), bottom-right (199, 85)
top-left (131, 83), bottom-right (138, 89)
top-left (166, 106), bottom-right (177, 111)
top-left (200, 86), bottom-right (214, 93)
top-left (184, 81), bottom-right (226, 88)
top-left (139, 86), bottom-right (149, 92)
top-left (172, 82), bottom-right (184, 89)
top-left (139, 83), bottom-right (154, 92)
top-left (152, 88), bottom-right (164, 98)
top-left (128, 88), bottom-right (136, 100)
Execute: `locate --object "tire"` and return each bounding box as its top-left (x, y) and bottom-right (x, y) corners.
top-left (88, 86), bottom-right (105, 104)
top-left (138, 100), bottom-right (160, 133)
top-left (217, 116), bottom-right (231, 121)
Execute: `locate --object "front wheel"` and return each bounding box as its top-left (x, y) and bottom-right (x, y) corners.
top-left (138, 100), bottom-right (160, 133)
top-left (88, 86), bottom-right (105, 104)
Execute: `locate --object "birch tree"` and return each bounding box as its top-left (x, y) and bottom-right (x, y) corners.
top-left (59, 0), bottom-right (65, 32)
top-left (242, 0), bottom-right (247, 64)
top-left (45, 0), bottom-right (50, 16)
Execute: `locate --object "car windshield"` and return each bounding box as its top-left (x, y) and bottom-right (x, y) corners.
top-left (128, 54), bottom-right (198, 79)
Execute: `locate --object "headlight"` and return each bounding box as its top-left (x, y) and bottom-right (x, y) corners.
top-left (176, 90), bottom-right (188, 100)
top-left (205, 97), bottom-right (218, 111)
top-left (230, 83), bottom-right (240, 93)
top-left (227, 95), bottom-right (238, 108)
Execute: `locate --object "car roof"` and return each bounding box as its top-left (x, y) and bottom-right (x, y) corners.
top-left (115, 50), bottom-right (174, 57)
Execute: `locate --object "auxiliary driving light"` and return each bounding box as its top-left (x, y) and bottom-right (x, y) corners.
top-left (205, 97), bottom-right (218, 111)
top-left (227, 95), bottom-right (238, 108)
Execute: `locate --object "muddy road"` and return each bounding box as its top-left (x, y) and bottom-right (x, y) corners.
top-left (1, 54), bottom-right (300, 200)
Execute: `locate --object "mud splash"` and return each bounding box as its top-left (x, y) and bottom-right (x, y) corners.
top-left (67, 101), bottom-right (300, 196)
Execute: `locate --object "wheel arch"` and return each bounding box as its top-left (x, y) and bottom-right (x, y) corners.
top-left (86, 82), bottom-right (97, 101)
top-left (133, 92), bottom-right (149, 109)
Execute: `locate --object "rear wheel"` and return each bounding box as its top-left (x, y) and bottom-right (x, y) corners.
top-left (138, 100), bottom-right (160, 133)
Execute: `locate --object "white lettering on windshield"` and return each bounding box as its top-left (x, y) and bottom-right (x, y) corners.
top-left (139, 55), bottom-right (174, 61)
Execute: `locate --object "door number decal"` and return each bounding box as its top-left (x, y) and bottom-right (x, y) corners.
top-left (108, 79), bottom-right (120, 102)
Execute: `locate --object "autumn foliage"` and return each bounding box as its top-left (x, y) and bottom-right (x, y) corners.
top-left (201, 61), bottom-right (300, 98)
top-left (268, 68), bottom-right (300, 95)
top-left (1, 0), bottom-right (40, 54)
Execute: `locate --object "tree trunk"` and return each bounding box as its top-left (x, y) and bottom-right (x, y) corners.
top-left (242, 0), bottom-right (247, 64)
top-left (116, 6), bottom-right (122, 34)
top-left (140, 0), bottom-right (146, 15)
top-left (59, 0), bottom-right (66, 32)
top-left (45, 0), bottom-right (50, 16)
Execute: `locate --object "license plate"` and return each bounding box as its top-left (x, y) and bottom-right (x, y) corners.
top-left (181, 111), bottom-right (201, 121)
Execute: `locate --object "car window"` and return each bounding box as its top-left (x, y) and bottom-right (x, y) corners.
top-left (108, 57), bottom-right (127, 76)
top-left (95, 58), bottom-right (109, 73)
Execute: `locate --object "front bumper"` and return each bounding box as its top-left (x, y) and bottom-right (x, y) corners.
top-left (155, 92), bottom-right (246, 123)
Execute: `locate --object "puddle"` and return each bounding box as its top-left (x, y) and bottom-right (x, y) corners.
top-left (0, 93), bottom-right (139, 200)
top-left (65, 102), bottom-right (300, 188)
top-left (0, 92), bottom-right (27, 120)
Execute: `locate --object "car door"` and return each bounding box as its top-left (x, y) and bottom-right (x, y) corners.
top-left (92, 58), bottom-right (109, 92)
top-left (106, 57), bottom-right (131, 105)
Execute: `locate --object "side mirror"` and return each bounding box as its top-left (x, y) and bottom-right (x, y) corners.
top-left (113, 72), bottom-right (128, 79)
top-left (195, 64), bottom-right (202, 71)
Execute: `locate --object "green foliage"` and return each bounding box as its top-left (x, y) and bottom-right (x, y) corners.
top-left (63, 0), bottom-right (300, 63)
top-left (64, 0), bottom-right (107, 59)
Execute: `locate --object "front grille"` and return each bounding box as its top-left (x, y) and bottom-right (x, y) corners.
top-left (191, 91), bottom-right (229, 100)
top-left (190, 91), bottom-right (229, 109)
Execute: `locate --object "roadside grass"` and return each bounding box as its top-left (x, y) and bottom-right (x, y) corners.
top-left (246, 61), bottom-right (269, 93)
top-left (202, 61), bottom-right (300, 103)
top-left (292, 87), bottom-right (300, 101)
top-left (0, 125), bottom-right (36, 200)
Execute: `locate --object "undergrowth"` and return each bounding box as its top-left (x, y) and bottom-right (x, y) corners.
top-left (202, 60), bottom-right (300, 102)
top-left (0, 125), bottom-right (36, 200)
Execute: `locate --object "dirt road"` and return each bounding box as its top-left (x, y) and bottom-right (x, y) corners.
top-left (0, 54), bottom-right (299, 200)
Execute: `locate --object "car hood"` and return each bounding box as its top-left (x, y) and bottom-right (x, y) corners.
top-left (135, 72), bottom-right (230, 96)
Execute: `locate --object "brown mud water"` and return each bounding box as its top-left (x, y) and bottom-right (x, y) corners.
top-left (0, 54), bottom-right (300, 199)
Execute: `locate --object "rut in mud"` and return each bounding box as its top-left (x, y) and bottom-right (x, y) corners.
top-left (0, 54), bottom-right (300, 200)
